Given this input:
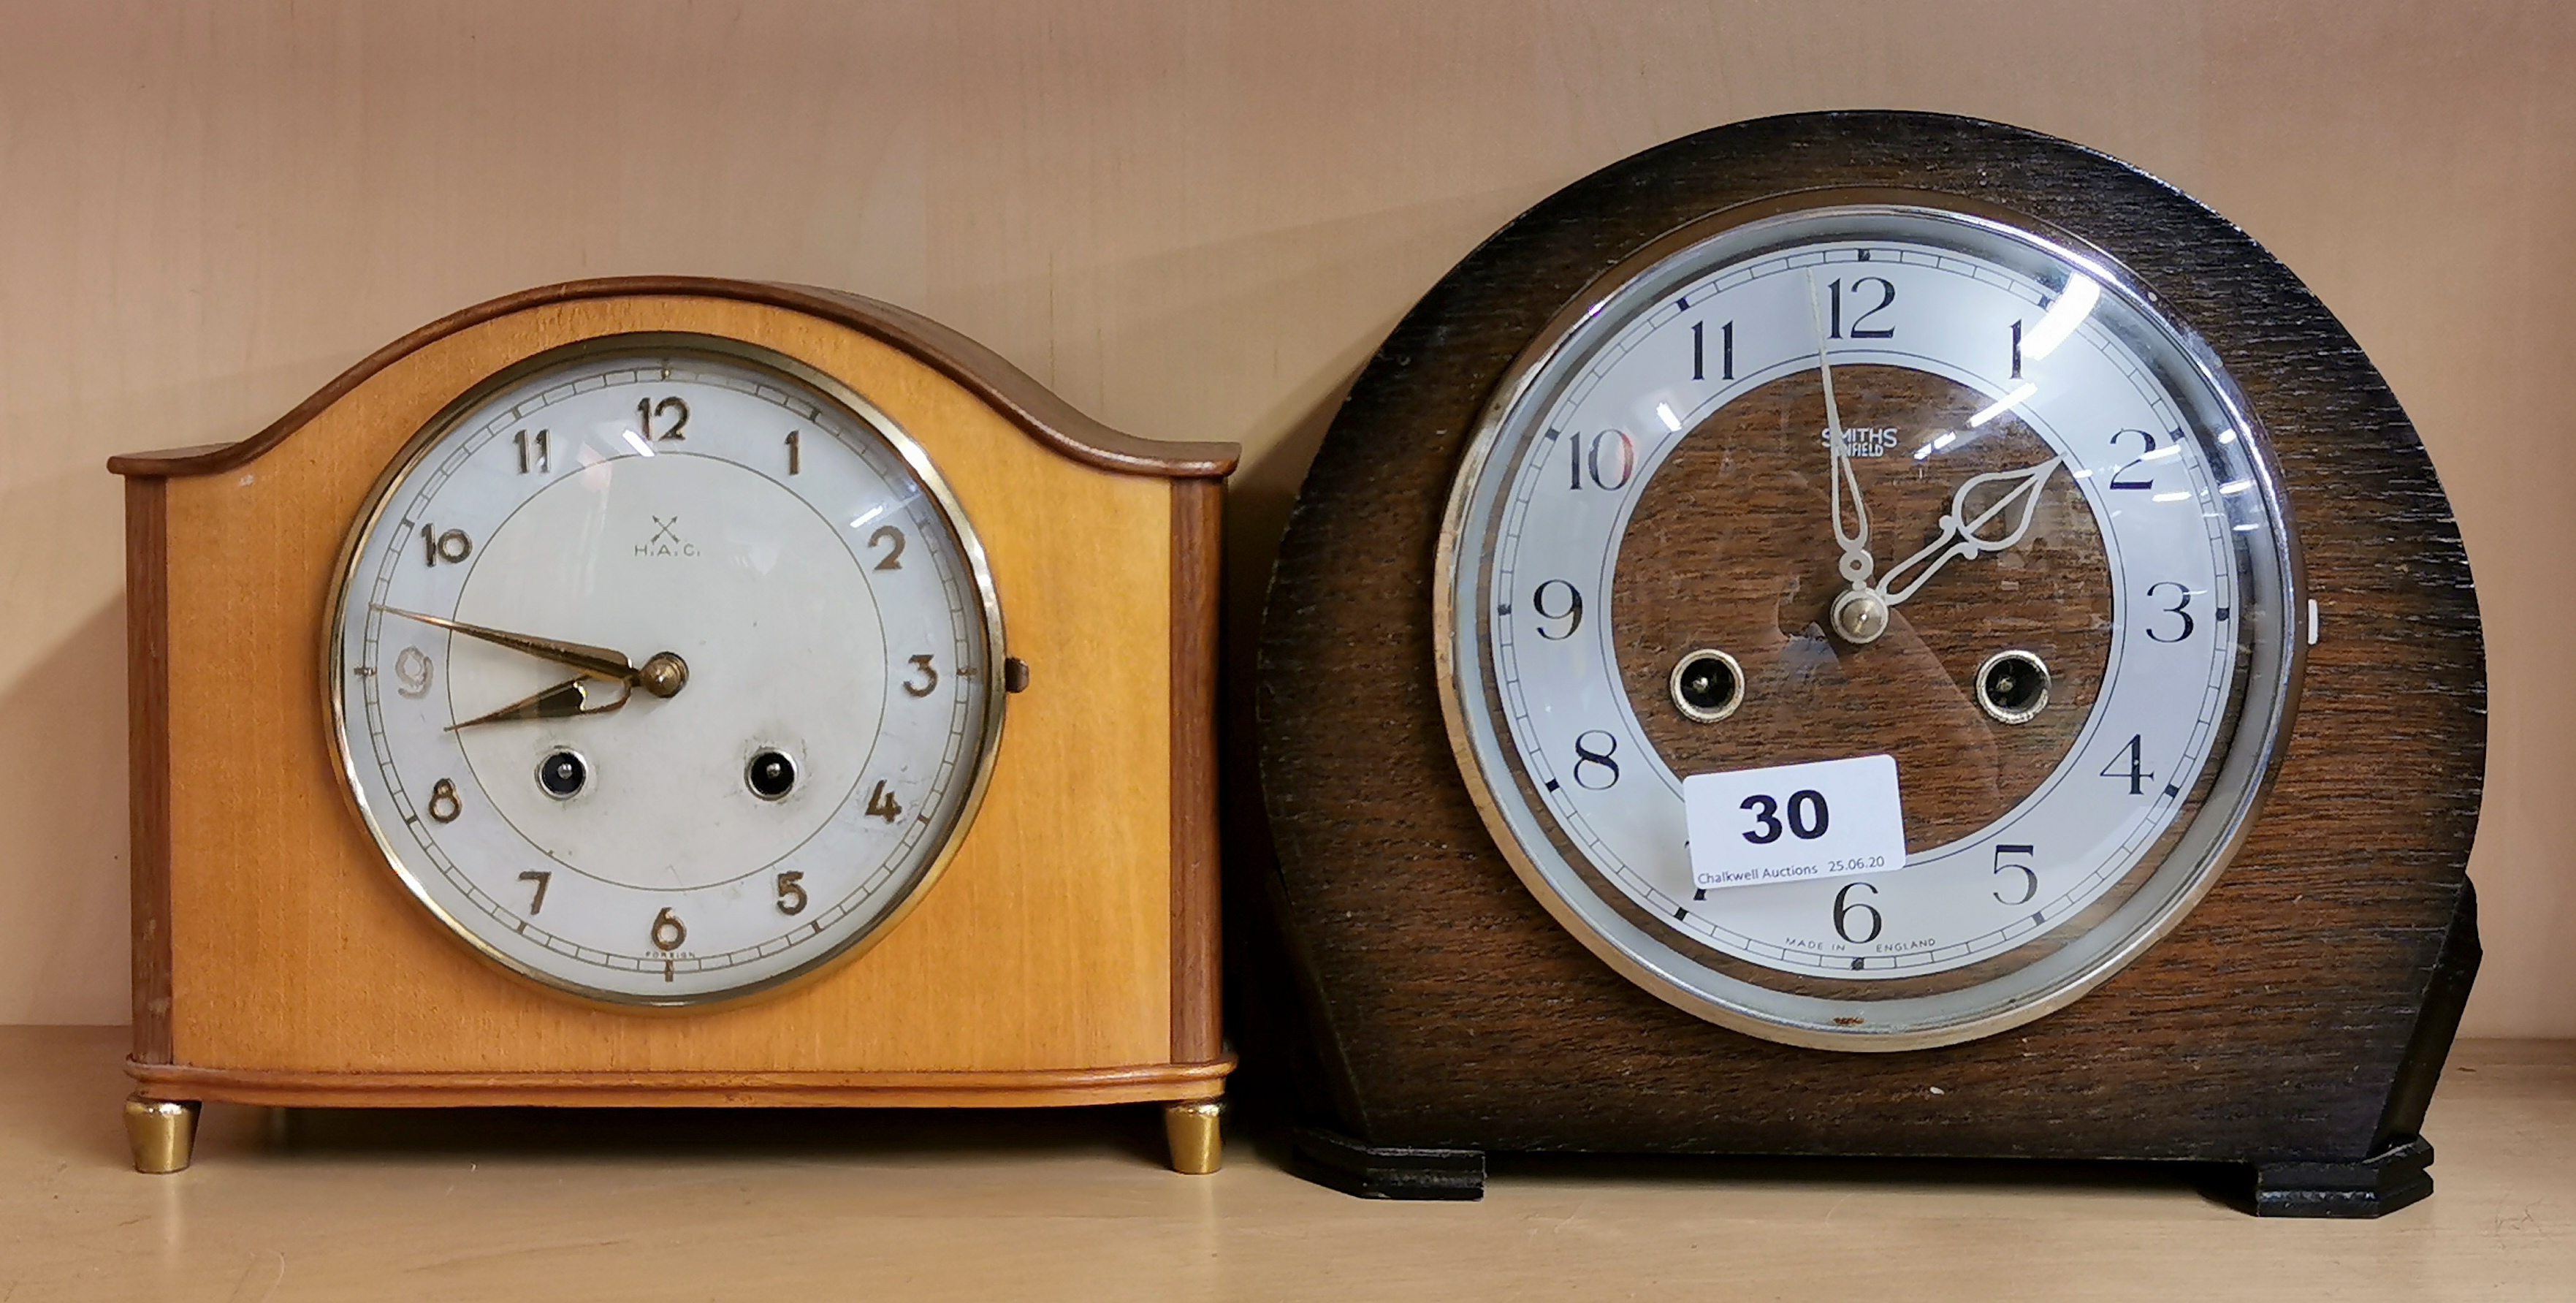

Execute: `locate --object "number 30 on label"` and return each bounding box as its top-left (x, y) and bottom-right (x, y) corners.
top-left (1683, 754), bottom-right (1909, 891)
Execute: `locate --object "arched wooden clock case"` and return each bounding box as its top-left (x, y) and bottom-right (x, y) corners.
top-left (115, 278), bottom-right (1236, 1175)
top-left (1256, 113), bottom-right (2481, 1216)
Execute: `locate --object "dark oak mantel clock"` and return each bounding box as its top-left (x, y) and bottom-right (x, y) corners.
top-left (115, 278), bottom-right (1235, 1174)
top-left (1258, 113), bottom-right (2481, 1216)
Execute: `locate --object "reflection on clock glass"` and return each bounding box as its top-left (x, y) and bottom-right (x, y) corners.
top-left (1440, 205), bottom-right (2297, 1046)
top-left (328, 341), bottom-right (1000, 1005)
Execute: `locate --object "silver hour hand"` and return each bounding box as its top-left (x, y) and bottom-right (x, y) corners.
top-left (1875, 456), bottom-right (2066, 607)
top-left (446, 676), bottom-right (632, 732)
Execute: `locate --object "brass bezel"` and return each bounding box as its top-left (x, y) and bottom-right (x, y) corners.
top-left (322, 330), bottom-right (1011, 1011)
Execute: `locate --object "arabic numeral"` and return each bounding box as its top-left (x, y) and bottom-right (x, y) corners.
top-left (1740, 794), bottom-right (1782, 844)
top-left (2146, 582), bottom-right (2195, 642)
top-left (393, 646), bottom-right (434, 698)
top-left (420, 524), bottom-right (472, 566)
top-left (1833, 881), bottom-right (1883, 944)
top-left (1740, 790), bottom-right (1829, 843)
top-left (1787, 789), bottom-right (1829, 839)
top-left (649, 908), bottom-right (687, 952)
top-left (775, 870), bottom-right (808, 916)
top-left (1991, 844), bottom-right (2037, 905)
top-left (1571, 730), bottom-right (1620, 789)
top-left (514, 428), bottom-right (549, 473)
top-left (1691, 321), bottom-right (1733, 381)
top-left (639, 395), bottom-right (690, 441)
top-left (2107, 428), bottom-right (2159, 490)
top-left (1829, 276), bottom-right (1896, 339)
top-left (866, 780), bottom-right (904, 822)
top-left (1566, 430), bottom-right (1635, 490)
top-left (2100, 734), bottom-right (2156, 796)
top-left (1531, 580), bottom-right (1584, 639)
top-left (869, 525), bottom-right (906, 570)
top-left (785, 429), bottom-right (800, 475)
top-left (903, 653), bottom-right (939, 697)
top-left (2009, 320), bottom-right (2023, 379)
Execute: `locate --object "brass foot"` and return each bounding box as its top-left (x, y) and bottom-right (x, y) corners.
top-left (124, 1095), bottom-right (199, 1174)
top-left (1164, 1098), bottom-right (1223, 1174)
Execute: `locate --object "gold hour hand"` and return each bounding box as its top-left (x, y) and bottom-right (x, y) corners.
top-left (446, 677), bottom-right (631, 732)
top-left (375, 607), bottom-right (690, 698)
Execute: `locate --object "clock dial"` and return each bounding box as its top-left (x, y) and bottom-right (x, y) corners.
top-left (327, 338), bottom-right (1004, 1005)
top-left (1438, 202), bottom-right (2301, 1048)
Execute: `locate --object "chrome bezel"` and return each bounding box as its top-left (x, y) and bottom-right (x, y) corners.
top-left (1667, 648), bottom-right (1747, 723)
top-left (535, 747), bottom-right (591, 802)
top-left (1973, 650), bottom-right (2054, 726)
top-left (1433, 190), bottom-right (2305, 1052)
top-left (744, 747), bottom-right (799, 803)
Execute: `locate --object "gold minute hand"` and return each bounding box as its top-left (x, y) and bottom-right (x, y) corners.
top-left (446, 676), bottom-right (632, 732)
top-left (376, 607), bottom-right (637, 682)
top-left (374, 607), bottom-right (691, 699)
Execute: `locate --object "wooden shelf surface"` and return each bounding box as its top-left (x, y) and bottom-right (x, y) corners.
top-left (4, 1027), bottom-right (2569, 1300)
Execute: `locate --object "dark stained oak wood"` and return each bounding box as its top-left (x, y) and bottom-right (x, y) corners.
top-left (1574, 368), bottom-right (2143, 1004)
top-left (1612, 367), bottom-right (2112, 854)
top-left (1256, 113), bottom-right (2482, 1181)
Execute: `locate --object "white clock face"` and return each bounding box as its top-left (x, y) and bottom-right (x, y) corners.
top-left (328, 338), bottom-right (1004, 1005)
top-left (1438, 203), bottom-right (2300, 1049)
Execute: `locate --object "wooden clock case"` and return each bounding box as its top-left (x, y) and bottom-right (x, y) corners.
top-left (114, 278), bottom-right (1237, 1174)
top-left (1254, 113), bottom-right (2482, 1216)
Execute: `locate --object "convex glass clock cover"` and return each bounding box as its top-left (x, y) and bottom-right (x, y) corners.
top-left (1437, 200), bottom-right (2298, 1049)
top-left (328, 338), bottom-right (1005, 1005)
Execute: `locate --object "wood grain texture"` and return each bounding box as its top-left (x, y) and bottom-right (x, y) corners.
top-left (123, 477), bottom-right (172, 1065)
top-left (15, 1028), bottom-right (2576, 1300)
top-left (107, 278), bottom-right (1236, 482)
top-left (4, 1), bottom-right (2570, 1040)
top-left (129, 1057), bottom-right (1229, 1109)
top-left (1257, 113), bottom-right (2482, 1162)
top-left (1612, 368), bottom-right (2113, 854)
top-left (1580, 367), bottom-right (2135, 1005)
top-left (2379, 884), bottom-right (2482, 1143)
top-left (120, 285), bottom-right (1235, 1101)
top-left (1169, 479), bottom-right (1225, 1064)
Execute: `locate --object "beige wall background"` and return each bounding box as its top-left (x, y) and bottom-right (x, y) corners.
top-left (1, 1), bottom-right (2567, 1035)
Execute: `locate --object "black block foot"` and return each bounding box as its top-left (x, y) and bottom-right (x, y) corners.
top-left (1291, 1125), bottom-right (1485, 1200)
top-left (2253, 1136), bottom-right (2434, 1217)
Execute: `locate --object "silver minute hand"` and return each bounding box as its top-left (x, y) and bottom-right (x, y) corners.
top-left (1874, 456), bottom-right (2065, 607)
top-left (1805, 269), bottom-right (1875, 588)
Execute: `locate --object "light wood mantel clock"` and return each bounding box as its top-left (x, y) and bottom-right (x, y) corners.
top-left (112, 277), bottom-right (1236, 1174)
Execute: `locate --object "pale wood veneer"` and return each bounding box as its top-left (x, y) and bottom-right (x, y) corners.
top-left (118, 281), bottom-right (1235, 1107)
